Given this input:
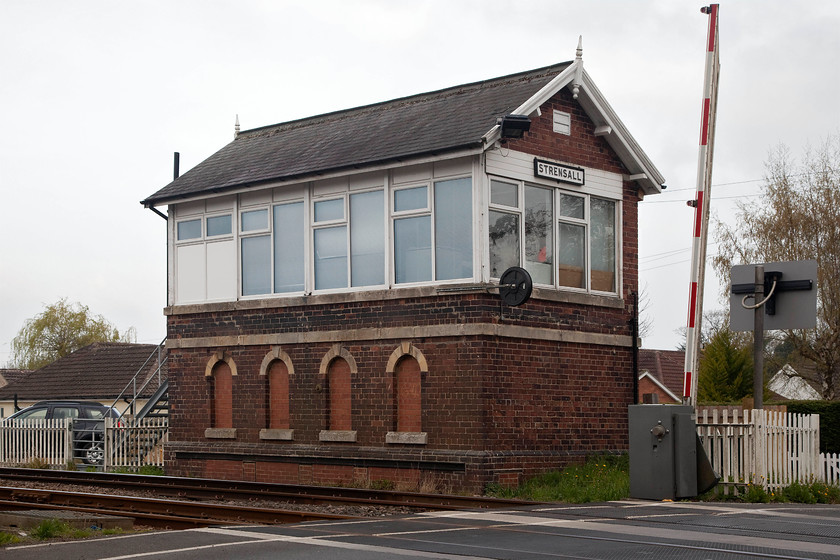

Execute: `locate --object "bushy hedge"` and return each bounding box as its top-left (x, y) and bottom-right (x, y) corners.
top-left (786, 401), bottom-right (840, 454)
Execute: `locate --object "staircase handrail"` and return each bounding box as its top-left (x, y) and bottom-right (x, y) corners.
top-left (110, 338), bottom-right (168, 419)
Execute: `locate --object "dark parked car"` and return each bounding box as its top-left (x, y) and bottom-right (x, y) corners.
top-left (5, 400), bottom-right (121, 464)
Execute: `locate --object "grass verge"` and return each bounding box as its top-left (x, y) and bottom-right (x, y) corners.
top-left (486, 454), bottom-right (629, 503)
top-left (0, 518), bottom-right (129, 547)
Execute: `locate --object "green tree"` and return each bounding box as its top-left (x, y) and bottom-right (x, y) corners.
top-left (697, 327), bottom-right (753, 403)
top-left (10, 298), bottom-right (136, 370)
top-left (713, 134), bottom-right (840, 399)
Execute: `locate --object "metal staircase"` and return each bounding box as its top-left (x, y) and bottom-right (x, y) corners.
top-left (105, 339), bottom-right (169, 468)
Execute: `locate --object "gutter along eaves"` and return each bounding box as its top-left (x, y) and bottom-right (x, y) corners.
top-left (140, 144), bottom-right (485, 208)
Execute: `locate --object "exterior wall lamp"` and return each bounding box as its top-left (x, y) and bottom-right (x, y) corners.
top-left (498, 114), bottom-right (531, 139)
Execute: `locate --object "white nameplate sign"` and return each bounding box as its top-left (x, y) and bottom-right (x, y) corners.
top-left (533, 158), bottom-right (585, 186)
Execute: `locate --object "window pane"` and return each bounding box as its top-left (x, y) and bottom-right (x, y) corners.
top-left (490, 180), bottom-right (518, 207)
top-left (525, 186), bottom-right (553, 285)
top-left (489, 210), bottom-right (520, 278)
top-left (314, 226), bottom-right (348, 290)
top-left (19, 408), bottom-right (48, 419)
top-left (394, 186), bottom-right (427, 212)
top-left (590, 198), bottom-right (616, 292)
top-left (274, 202), bottom-right (305, 293)
top-left (241, 209), bottom-right (268, 231)
top-left (206, 215), bottom-right (232, 237)
top-left (558, 193), bottom-right (584, 219)
top-left (242, 235), bottom-right (270, 295)
top-left (314, 198), bottom-right (344, 222)
top-left (394, 216), bottom-right (431, 283)
top-left (558, 222), bottom-right (586, 289)
top-left (350, 190), bottom-right (384, 287)
top-left (434, 177), bottom-right (472, 280)
top-left (177, 219), bottom-right (201, 240)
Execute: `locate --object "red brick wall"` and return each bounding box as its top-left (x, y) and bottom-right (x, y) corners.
top-left (505, 89), bottom-right (628, 176)
top-left (638, 377), bottom-right (680, 404)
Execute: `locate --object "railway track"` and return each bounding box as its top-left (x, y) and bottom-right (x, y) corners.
top-left (0, 485), bottom-right (352, 529)
top-left (0, 467), bottom-right (540, 528)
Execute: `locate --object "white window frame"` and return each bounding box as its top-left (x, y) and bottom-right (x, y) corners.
top-left (391, 182), bottom-right (433, 285)
top-left (239, 205), bottom-right (272, 298)
top-left (311, 194), bottom-right (349, 293)
top-left (205, 212), bottom-right (234, 239)
top-left (390, 175), bottom-right (473, 286)
top-left (487, 174), bottom-right (621, 295)
top-left (175, 217), bottom-right (203, 243)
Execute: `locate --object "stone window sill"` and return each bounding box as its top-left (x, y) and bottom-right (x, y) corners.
top-left (319, 430), bottom-right (357, 442)
top-left (205, 428), bottom-right (236, 439)
top-left (260, 428), bottom-right (294, 441)
top-left (386, 431), bottom-right (427, 445)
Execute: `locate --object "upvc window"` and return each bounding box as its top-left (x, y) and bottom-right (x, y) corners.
top-left (589, 197), bottom-right (616, 292)
top-left (350, 190), bottom-right (385, 287)
top-left (241, 208), bottom-right (271, 296)
top-left (241, 202), bottom-right (306, 297)
top-left (488, 177), bottom-right (618, 294)
top-left (177, 219), bottom-right (202, 241)
top-left (273, 202), bottom-right (305, 293)
top-left (312, 190), bottom-right (385, 291)
top-left (393, 177), bottom-right (472, 284)
top-left (313, 198), bottom-right (348, 290)
top-left (206, 214), bottom-right (232, 237)
top-left (177, 213), bottom-right (233, 242)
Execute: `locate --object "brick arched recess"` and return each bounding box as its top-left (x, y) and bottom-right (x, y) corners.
top-left (258, 347), bottom-right (295, 440)
top-left (385, 342), bottom-right (428, 445)
top-left (318, 345), bottom-right (357, 442)
top-left (204, 351), bottom-right (237, 438)
top-left (260, 347), bottom-right (294, 429)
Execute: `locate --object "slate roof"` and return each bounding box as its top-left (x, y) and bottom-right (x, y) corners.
top-left (0, 343), bottom-right (164, 401)
top-left (639, 349), bottom-right (685, 398)
top-left (142, 62), bottom-right (572, 207)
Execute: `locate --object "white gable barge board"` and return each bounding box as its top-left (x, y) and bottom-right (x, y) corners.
top-left (485, 149), bottom-right (623, 199)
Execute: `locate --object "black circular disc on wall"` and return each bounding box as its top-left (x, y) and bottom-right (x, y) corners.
top-left (499, 266), bottom-right (533, 306)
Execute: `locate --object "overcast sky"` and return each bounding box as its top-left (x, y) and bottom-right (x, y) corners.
top-left (2, 1), bottom-right (839, 365)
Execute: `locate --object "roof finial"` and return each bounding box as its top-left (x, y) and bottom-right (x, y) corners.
top-left (234, 114), bottom-right (240, 139)
top-left (572, 36), bottom-right (583, 99)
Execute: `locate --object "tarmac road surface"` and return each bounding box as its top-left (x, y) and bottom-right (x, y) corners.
top-left (5, 499), bottom-right (840, 559)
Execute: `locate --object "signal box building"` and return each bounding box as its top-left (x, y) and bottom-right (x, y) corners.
top-left (142, 51), bottom-right (664, 492)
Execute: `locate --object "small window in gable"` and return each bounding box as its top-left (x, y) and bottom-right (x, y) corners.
top-left (553, 110), bottom-right (571, 135)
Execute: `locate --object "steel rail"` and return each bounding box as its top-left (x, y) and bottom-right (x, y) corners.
top-left (0, 467), bottom-right (538, 510)
top-left (0, 485), bottom-right (353, 529)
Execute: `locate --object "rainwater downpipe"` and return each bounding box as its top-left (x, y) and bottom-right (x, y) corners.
top-left (145, 152), bottom-right (178, 311)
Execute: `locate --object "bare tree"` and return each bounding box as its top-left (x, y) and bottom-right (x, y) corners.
top-left (713, 135), bottom-right (840, 399)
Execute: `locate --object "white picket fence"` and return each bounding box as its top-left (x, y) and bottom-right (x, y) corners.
top-left (696, 408), bottom-right (829, 492)
top-left (823, 453), bottom-right (840, 485)
top-left (0, 418), bottom-right (71, 465)
top-left (0, 417), bottom-right (167, 470)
